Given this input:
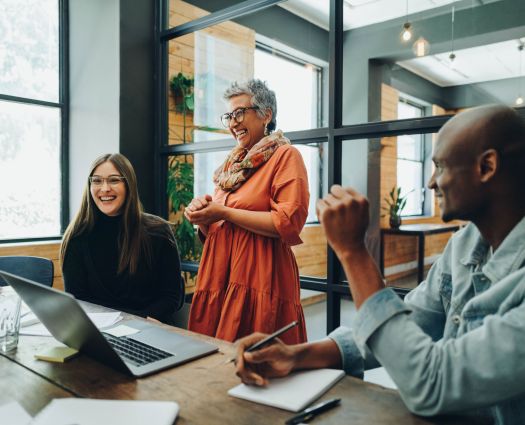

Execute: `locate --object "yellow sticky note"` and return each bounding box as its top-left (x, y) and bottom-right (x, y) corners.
top-left (34, 346), bottom-right (79, 363)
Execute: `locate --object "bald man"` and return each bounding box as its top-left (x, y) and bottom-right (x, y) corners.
top-left (234, 105), bottom-right (525, 423)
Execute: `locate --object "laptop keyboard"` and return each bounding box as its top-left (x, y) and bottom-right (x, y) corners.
top-left (103, 333), bottom-right (173, 367)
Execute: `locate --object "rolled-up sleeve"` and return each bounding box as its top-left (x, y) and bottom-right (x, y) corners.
top-left (353, 288), bottom-right (412, 354)
top-left (328, 327), bottom-right (367, 378)
top-left (270, 146), bottom-right (309, 246)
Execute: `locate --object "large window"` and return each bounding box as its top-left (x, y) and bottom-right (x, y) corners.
top-left (0, 0), bottom-right (66, 241)
top-left (254, 44), bottom-right (325, 223)
top-left (397, 99), bottom-right (426, 216)
top-left (254, 45), bottom-right (322, 131)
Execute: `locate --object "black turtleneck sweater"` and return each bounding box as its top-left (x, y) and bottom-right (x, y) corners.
top-left (62, 212), bottom-right (183, 323)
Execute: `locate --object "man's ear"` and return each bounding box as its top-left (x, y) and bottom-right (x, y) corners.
top-left (478, 148), bottom-right (498, 183)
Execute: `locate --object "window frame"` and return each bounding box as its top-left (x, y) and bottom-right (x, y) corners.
top-left (155, 0), bottom-right (525, 334)
top-left (0, 0), bottom-right (69, 244)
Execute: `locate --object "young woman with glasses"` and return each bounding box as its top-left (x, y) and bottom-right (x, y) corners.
top-left (184, 79), bottom-right (309, 344)
top-left (60, 153), bottom-right (184, 323)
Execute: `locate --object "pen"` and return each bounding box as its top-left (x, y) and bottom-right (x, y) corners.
top-left (285, 398), bottom-right (341, 425)
top-left (225, 321), bottom-right (299, 364)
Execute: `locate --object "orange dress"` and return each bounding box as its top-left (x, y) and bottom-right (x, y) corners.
top-left (188, 144), bottom-right (309, 344)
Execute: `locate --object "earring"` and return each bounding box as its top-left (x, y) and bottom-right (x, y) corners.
top-left (264, 124), bottom-right (269, 136)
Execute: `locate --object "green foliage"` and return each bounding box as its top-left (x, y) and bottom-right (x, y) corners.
top-left (167, 73), bottom-right (201, 261)
top-left (167, 158), bottom-right (202, 261)
top-left (167, 160), bottom-right (194, 210)
top-left (381, 186), bottom-right (411, 219)
top-left (170, 72), bottom-right (194, 114)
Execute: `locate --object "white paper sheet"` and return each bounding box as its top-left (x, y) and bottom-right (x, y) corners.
top-left (31, 399), bottom-right (179, 425)
top-left (20, 312), bottom-right (40, 328)
top-left (0, 401), bottom-right (32, 425)
top-left (20, 312), bottom-right (122, 336)
top-left (102, 324), bottom-right (140, 337)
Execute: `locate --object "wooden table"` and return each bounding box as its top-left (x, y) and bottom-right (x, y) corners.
top-left (1, 304), bottom-right (489, 424)
top-left (380, 223), bottom-right (461, 284)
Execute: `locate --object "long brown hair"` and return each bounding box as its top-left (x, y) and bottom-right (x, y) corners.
top-left (60, 153), bottom-right (174, 275)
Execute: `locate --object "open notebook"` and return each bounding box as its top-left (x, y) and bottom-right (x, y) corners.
top-left (228, 368), bottom-right (345, 412)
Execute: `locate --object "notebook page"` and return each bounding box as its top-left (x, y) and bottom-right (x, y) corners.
top-left (228, 368), bottom-right (345, 412)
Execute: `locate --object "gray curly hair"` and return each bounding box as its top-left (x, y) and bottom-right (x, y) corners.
top-left (223, 79), bottom-right (277, 132)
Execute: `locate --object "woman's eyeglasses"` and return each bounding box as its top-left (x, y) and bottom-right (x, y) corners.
top-left (220, 106), bottom-right (259, 128)
top-left (89, 176), bottom-right (126, 186)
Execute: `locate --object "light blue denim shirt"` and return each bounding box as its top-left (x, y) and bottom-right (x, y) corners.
top-left (329, 216), bottom-right (525, 424)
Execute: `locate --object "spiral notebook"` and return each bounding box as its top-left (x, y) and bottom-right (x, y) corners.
top-left (228, 368), bottom-right (345, 412)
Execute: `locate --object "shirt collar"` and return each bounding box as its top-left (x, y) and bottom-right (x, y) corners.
top-left (460, 216), bottom-right (525, 283)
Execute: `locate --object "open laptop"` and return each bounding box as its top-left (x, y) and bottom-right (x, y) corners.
top-left (0, 270), bottom-right (218, 377)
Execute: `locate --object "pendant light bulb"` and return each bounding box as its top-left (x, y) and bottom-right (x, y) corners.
top-left (401, 22), bottom-right (412, 42)
top-left (400, 0), bottom-right (412, 43)
top-left (516, 96), bottom-right (524, 106)
top-left (413, 37), bottom-right (430, 57)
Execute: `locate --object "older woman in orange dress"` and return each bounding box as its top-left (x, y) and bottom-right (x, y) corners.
top-left (184, 79), bottom-right (309, 344)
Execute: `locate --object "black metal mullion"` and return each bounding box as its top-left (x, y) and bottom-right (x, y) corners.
top-left (154, 0), bottom-right (169, 217)
top-left (0, 94), bottom-right (61, 109)
top-left (161, 0), bottom-right (284, 41)
top-left (326, 0), bottom-right (344, 334)
top-left (334, 114), bottom-right (454, 140)
top-left (160, 129), bottom-right (330, 156)
top-left (59, 0), bottom-right (69, 233)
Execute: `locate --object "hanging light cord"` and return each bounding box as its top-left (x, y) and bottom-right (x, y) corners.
top-left (518, 40), bottom-right (523, 96)
top-left (451, 6), bottom-right (455, 53)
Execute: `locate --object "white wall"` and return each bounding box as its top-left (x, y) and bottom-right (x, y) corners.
top-left (69, 0), bottom-right (119, 220)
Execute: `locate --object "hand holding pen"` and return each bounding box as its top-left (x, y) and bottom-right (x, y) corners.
top-left (234, 321), bottom-right (299, 387)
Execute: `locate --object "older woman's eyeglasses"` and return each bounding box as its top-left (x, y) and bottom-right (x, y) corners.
top-left (220, 106), bottom-right (259, 128)
top-left (89, 176), bottom-right (126, 186)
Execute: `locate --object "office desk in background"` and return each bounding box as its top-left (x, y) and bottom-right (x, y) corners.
top-left (1, 303), bottom-right (489, 424)
top-left (380, 223), bottom-right (461, 285)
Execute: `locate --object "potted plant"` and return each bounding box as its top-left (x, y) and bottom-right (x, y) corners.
top-left (382, 186), bottom-right (411, 228)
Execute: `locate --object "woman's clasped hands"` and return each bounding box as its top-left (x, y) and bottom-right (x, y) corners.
top-left (184, 194), bottom-right (225, 225)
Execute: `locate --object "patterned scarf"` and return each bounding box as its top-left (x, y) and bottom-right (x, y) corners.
top-left (213, 130), bottom-right (290, 192)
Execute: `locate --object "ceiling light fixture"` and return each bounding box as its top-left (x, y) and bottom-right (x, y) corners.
top-left (400, 0), bottom-right (412, 42)
top-left (449, 6), bottom-right (456, 64)
top-left (413, 36), bottom-right (430, 57)
top-left (516, 42), bottom-right (524, 106)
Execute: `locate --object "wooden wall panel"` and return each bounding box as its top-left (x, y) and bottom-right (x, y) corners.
top-left (292, 225), bottom-right (327, 278)
top-left (380, 84), bottom-right (399, 229)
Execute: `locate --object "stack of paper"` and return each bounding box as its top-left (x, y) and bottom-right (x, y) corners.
top-left (20, 312), bottom-right (122, 336)
top-left (228, 368), bottom-right (345, 412)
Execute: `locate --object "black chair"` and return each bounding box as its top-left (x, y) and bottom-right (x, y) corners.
top-left (169, 274), bottom-right (188, 328)
top-left (0, 256), bottom-right (54, 287)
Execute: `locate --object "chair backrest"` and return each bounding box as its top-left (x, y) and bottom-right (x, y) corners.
top-left (171, 302), bottom-right (190, 329)
top-left (0, 256), bottom-right (54, 287)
